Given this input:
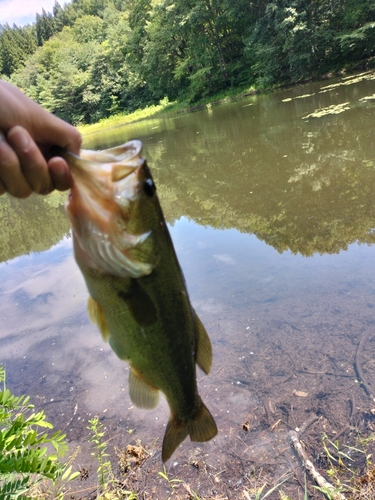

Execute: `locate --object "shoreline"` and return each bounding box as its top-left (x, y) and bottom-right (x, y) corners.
top-left (78, 60), bottom-right (375, 138)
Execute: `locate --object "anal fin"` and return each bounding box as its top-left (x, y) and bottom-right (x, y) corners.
top-left (129, 367), bottom-right (159, 409)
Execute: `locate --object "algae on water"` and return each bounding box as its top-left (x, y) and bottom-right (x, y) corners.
top-left (302, 102), bottom-right (350, 119)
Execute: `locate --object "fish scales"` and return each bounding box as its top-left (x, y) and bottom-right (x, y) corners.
top-left (83, 245), bottom-right (197, 408)
top-left (63, 140), bottom-right (217, 461)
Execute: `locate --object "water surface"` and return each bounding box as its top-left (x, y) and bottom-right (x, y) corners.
top-left (2, 71), bottom-right (375, 497)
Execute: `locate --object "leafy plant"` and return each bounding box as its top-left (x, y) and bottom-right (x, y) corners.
top-left (87, 417), bottom-right (137, 499)
top-left (0, 365), bottom-right (79, 499)
top-left (88, 417), bottom-right (114, 495)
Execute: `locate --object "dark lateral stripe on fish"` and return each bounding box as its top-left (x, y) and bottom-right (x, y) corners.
top-left (117, 281), bottom-right (158, 327)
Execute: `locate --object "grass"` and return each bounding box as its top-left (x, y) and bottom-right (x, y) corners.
top-left (312, 432), bottom-right (375, 499)
top-left (77, 97), bottom-right (172, 136)
top-left (77, 84), bottom-right (259, 137)
top-left (242, 471), bottom-right (293, 500)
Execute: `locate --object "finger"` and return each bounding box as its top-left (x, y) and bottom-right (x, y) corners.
top-left (6, 126), bottom-right (53, 195)
top-left (0, 130), bottom-right (33, 198)
top-left (48, 156), bottom-right (73, 191)
top-left (0, 178), bottom-right (6, 196)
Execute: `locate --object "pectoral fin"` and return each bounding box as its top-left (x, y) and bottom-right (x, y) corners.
top-left (194, 311), bottom-right (212, 374)
top-left (87, 296), bottom-right (109, 341)
top-left (129, 367), bottom-right (159, 409)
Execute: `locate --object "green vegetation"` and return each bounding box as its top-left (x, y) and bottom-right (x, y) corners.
top-left (78, 97), bottom-right (171, 135)
top-left (87, 417), bottom-right (137, 499)
top-left (1, 0), bottom-right (375, 126)
top-left (313, 434), bottom-right (375, 499)
top-left (3, 69), bottom-right (375, 261)
top-left (88, 417), bottom-right (114, 496)
top-left (242, 473), bottom-right (292, 500)
top-left (1, 363), bottom-right (375, 499)
top-left (0, 363), bottom-right (139, 499)
top-left (0, 366), bottom-right (79, 499)
top-left (158, 465), bottom-right (184, 495)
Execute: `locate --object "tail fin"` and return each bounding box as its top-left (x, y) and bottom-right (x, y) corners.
top-left (162, 420), bottom-right (189, 462)
top-left (187, 399), bottom-right (217, 442)
top-left (162, 399), bottom-right (217, 462)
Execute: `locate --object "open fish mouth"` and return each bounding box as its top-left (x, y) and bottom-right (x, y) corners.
top-left (65, 139), bottom-right (146, 223)
top-left (70, 140), bottom-right (144, 168)
top-left (64, 140), bottom-right (155, 278)
top-left (65, 140), bottom-right (144, 195)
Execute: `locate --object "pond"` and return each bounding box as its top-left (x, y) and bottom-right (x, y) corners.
top-left (2, 71), bottom-right (375, 498)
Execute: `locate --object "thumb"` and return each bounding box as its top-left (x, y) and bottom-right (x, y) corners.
top-left (32, 112), bottom-right (82, 155)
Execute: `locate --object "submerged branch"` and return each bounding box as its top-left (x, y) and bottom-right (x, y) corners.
top-left (332, 395), bottom-right (357, 442)
top-left (288, 414), bottom-right (347, 500)
top-left (297, 413), bottom-right (319, 435)
top-left (354, 330), bottom-right (375, 401)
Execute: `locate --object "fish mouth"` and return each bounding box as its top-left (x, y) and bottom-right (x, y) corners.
top-left (65, 141), bottom-right (154, 278)
top-left (66, 140), bottom-right (146, 218)
top-left (67, 140), bottom-right (144, 192)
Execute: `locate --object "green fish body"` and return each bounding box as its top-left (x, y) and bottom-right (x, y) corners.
top-left (64, 140), bottom-right (217, 461)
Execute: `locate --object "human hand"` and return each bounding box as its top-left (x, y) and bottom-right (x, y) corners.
top-left (0, 80), bottom-right (82, 198)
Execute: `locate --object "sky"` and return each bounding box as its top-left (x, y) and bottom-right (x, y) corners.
top-left (0, 0), bottom-right (71, 27)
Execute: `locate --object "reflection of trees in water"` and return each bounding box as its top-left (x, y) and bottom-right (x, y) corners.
top-left (4, 79), bottom-right (375, 261)
top-left (0, 192), bottom-right (70, 263)
top-left (149, 95), bottom-right (375, 256)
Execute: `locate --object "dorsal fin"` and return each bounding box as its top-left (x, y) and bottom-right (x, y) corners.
top-left (194, 311), bottom-right (212, 374)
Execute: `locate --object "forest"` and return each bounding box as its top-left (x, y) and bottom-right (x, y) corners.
top-left (0, 0), bottom-right (374, 125)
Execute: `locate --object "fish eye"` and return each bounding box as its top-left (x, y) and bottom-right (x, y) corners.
top-left (143, 178), bottom-right (156, 197)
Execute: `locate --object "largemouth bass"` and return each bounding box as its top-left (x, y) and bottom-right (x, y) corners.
top-left (63, 140), bottom-right (217, 461)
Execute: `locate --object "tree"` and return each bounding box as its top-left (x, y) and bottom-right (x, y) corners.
top-left (244, 0), bottom-right (337, 86)
top-left (72, 14), bottom-right (105, 43)
top-left (36, 8), bottom-right (57, 46)
top-left (0, 24), bottom-right (37, 76)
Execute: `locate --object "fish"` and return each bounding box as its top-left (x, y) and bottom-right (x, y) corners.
top-left (63, 140), bottom-right (217, 461)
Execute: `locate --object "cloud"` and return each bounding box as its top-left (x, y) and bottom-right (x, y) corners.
top-left (0, 0), bottom-right (70, 27)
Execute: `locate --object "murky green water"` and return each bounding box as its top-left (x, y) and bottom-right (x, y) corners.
top-left (2, 71), bottom-right (375, 497)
